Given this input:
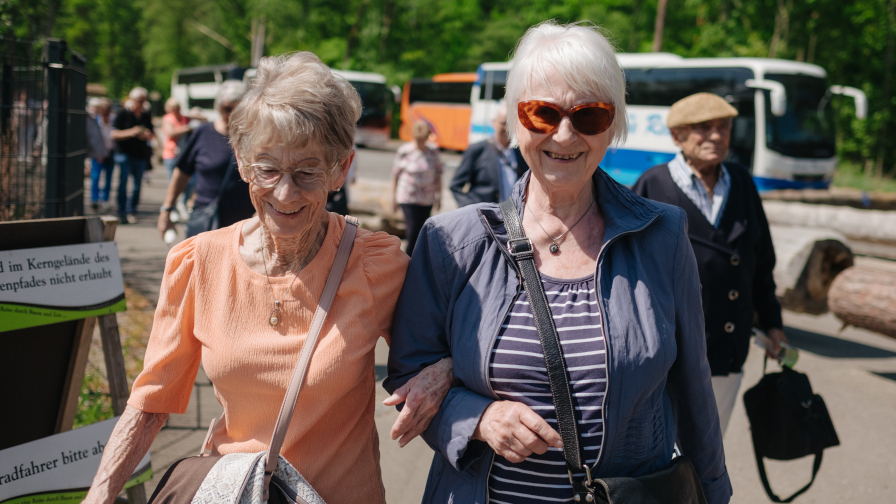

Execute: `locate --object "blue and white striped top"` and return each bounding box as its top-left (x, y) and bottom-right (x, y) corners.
top-left (488, 273), bottom-right (607, 504)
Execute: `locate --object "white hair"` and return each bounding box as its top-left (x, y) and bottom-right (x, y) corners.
top-left (505, 20), bottom-right (628, 147)
top-left (128, 87), bottom-right (148, 100)
top-left (215, 80), bottom-right (247, 112)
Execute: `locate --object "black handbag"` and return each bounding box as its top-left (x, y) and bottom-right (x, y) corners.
top-left (185, 153), bottom-right (237, 238)
top-left (743, 361), bottom-right (839, 503)
top-left (499, 198), bottom-right (707, 504)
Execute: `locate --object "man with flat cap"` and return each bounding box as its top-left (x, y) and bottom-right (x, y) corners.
top-left (633, 92), bottom-right (787, 435)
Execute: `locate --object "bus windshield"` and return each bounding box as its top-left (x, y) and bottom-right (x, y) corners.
top-left (349, 81), bottom-right (389, 129)
top-left (764, 73), bottom-right (836, 159)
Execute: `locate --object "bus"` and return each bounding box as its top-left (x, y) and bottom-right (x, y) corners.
top-left (468, 62), bottom-right (511, 146)
top-left (174, 66), bottom-right (393, 148)
top-left (332, 70), bottom-right (392, 148)
top-left (170, 63), bottom-right (244, 121)
top-left (399, 73), bottom-right (475, 151)
top-left (468, 57), bottom-right (867, 191)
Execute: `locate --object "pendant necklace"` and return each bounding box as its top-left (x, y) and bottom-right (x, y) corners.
top-left (529, 198), bottom-right (594, 254)
top-left (260, 237), bottom-right (301, 328)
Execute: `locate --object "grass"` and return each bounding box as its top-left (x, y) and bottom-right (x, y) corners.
top-left (74, 286), bottom-right (156, 428)
top-left (832, 162), bottom-right (896, 193)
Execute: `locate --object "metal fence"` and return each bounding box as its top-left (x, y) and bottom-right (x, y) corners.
top-left (0, 38), bottom-right (87, 221)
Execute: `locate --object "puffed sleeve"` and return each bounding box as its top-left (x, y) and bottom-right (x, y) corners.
top-left (127, 238), bottom-right (201, 414)
top-left (361, 230), bottom-right (409, 345)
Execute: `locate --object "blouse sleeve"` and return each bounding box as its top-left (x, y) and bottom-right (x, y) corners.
top-left (361, 231), bottom-right (409, 346)
top-left (127, 238), bottom-right (201, 414)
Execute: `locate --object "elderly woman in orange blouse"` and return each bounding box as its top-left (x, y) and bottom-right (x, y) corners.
top-left (83, 52), bottom-right (453, 504)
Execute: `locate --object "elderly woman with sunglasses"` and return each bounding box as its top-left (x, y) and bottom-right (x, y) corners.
top-left (385, 21), bottom-right (731, 504)
top-left (83, 52), bottom-right (454, 504)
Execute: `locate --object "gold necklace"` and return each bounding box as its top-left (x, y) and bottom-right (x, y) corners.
top-left (529, 198), bottom-right (594, 254)
top-left (260, 237), bottom-right (301, 328)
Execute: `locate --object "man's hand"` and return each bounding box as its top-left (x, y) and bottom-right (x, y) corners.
top-left (473, 401), bottom-right (563, 463)
top-left (384, 357), bottom-right (454, 447)
top-left (766, 327), bottom-right (788, 360)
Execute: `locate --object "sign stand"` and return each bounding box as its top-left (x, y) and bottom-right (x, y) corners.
top-left (0, 216), bottom-right (147, 504)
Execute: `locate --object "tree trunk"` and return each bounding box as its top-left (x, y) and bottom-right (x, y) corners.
top-left (876, 0), bottom-right (895, 178)
top-left (653, 0), bottom-right (668, 52)
top-left (828, 265), bottom-right (896, 339)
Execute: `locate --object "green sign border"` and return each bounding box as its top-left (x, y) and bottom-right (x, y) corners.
top-left (0, 299), bottom-right (127, 332)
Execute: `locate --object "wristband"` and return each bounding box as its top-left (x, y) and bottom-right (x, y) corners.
top-left (160, 205), bottom-right (175, 212)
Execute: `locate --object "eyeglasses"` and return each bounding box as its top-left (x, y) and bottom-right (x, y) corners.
top-left (245, 163), bottom-right (335, 191)
top-left (518, 101), bottom-right (616, 136)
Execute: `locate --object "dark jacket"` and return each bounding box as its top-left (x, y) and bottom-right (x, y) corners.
top-left (632, 162), bottom-right (783, 376)
top-left (385, 168), bottom-right (731, 504)
top-left (449, 139), bottom-right (528, 206)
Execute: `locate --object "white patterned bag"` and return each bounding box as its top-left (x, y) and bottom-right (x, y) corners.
top-left (148, 218), bottom-right (359, 504)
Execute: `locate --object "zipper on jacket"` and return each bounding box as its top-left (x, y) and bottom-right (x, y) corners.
top-left (591, 215), bottom-right (660, 475)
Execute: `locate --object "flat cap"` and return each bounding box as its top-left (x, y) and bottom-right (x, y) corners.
top-left (666, 92), bottom-right (738, 129)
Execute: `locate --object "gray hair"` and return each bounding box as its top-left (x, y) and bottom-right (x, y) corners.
top-left (505, 20), bottom-right (628, 147)
top-left (228, 52), bottom-right (361, 168)
top-left (128, 87), bottom-right (148, 101)
top-left (164, 96), bottom-right (181, 113)
top-left (215, 80), bottom-right (246, 112)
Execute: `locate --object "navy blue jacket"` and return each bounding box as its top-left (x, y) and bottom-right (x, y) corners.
top-left (449, 139), bottom-right (529, 207)
top-left (385, 168), bottom-right (731, 504)
top-left (632, 163), bottom-right (783, 375)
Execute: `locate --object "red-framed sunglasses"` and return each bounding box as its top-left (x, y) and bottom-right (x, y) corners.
top-left (518, 100), bottom-right (616, 136)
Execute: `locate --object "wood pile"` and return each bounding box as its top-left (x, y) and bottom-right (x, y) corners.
top-left (770, 226), bottom-right (854, 314)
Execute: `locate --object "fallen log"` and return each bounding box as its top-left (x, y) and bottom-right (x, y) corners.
top-left (770, 226), bottom-right (854, 314)
top-left (763, 200), bottom-right (896, 244)
top-left (828, 264), bottom-right (896, 339)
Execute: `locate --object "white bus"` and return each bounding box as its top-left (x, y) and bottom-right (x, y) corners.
top-left (170, 63), bottom-right (242, 122)
top-left (174, 66), bottom-right (393, 148)
top-left (468, 56), bottom-right (867, 191)
top-left (468, 62), bottom-right (512, 146)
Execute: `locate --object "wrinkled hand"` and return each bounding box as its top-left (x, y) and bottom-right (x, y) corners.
top-left (473, 401), bottom-right (563, 463)
top-left (157, 210), bottom-right (175, 239)
top-left (766, 327), bottom-right (788, 360)
top-left (383, 357), bottom-right (454, 447)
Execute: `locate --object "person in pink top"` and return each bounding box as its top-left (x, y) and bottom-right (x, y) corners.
top-left (391, 121), bottom-right (443, 256)
top-left (161, 98), bottom-right (200, 219)
top-left (83, 52), bottom-right (454, 503)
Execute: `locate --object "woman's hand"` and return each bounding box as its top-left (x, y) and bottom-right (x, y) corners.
top-left (383, 357), bottom-right (454, 447)
top-left (472, 401), bottom-right (563, 463)
top-left (157, 210), bottom-right (175, 239)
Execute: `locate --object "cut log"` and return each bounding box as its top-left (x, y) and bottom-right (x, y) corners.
top-left (763, 200), bottom-right (896, 244)
top-left (828, 265), bottom-right (896, 339)
top-left (770, 225), bottom-right (854, 314)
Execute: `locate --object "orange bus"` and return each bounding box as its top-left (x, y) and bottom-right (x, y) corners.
top-left (399, 73), bottom-right (476, 151)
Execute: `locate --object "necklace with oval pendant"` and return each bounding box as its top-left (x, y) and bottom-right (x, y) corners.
top-left (269, 300), bottom-right (282, 328)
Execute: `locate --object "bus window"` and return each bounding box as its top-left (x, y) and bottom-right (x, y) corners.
top-left (763, 73), bottom-right (836, 159)
top-left (350, 81), bottom-right (390, 129)
top-left (176, 71), bottom-right (218, 85)
top-left (625, 67), bottom-right (754, 106)
top-left (479, 70), bottom-right (508, 100)
top-left (409, 80), bottom-right (475, 104)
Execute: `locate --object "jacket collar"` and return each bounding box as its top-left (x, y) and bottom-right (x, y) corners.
top-left (482, 167), bottom-right (663, 249)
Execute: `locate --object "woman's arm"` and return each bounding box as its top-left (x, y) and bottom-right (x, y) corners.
top-left (667, 209), bottom-right (732, 504)
top-left (384, 356), bottom-right (453, 447)
top-left (82, 406), bottom-right (169, 504)
top-left (161, 117), bottom-right (192, 142)
top-left (157, 168), bottom-right (192, 238)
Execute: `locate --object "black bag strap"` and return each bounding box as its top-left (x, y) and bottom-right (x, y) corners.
top-left (753, 441), bottom-right (823, 503)
top-left (499, 198), bottom-right (585, 474)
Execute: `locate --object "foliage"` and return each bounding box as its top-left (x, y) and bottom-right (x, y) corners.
top-left (5, 0), bottom-right (896, 174)
top-left (833, 161), bottom-right (896, 193)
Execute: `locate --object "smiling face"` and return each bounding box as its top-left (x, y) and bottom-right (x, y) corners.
top-left (238, 141), bottom-right (351, 240)
top-left (515, 66), bottom-right (612, 194)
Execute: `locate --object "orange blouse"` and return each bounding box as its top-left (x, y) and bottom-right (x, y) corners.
top-left (128, 214), bottom-right (409, 503)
